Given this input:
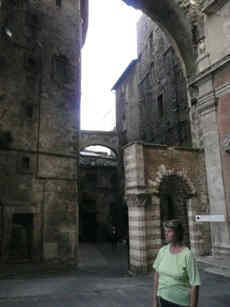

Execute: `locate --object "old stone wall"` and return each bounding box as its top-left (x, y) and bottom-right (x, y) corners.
top-left (137, 15), bottom-right (191, 146)
top-left (115, 15), bottom-right (191, 147)
top-left (0, 0), bottom-right (86, 263)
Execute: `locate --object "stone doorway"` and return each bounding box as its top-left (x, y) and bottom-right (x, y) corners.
top-left (159, 175), bottom-right (191, 247)
top-left (0, 206), bottom-right (42, 264)
top-left (8, 213), bottom-right (33, 262)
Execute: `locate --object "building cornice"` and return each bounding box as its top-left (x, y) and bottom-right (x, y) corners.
top-left (189, 54), bottom-right (230, 87)
top-left (202, 0), bottom-right (229, 15)
top-left (216, 82), bottom-right (230, 98)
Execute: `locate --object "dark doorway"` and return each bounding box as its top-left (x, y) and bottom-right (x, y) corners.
top-left (82, 211), bottom-right (97, 242)
top-left (160, 193), bottom-right (176, 243)
top-left (79, 198), bottom-right (98, 242)
top-left (159, 175), bottom-right (191, 247)
top-left (8, 213), bottom-right (33, 262)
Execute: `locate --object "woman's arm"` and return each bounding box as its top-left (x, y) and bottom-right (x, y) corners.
top-left (152, 271), bottom-right (159, 307)
top-left (190, 285), bottom-right (199, 307)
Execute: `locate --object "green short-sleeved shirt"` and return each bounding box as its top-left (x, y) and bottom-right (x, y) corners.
top-left (153, 245), bottom-right (201, 306)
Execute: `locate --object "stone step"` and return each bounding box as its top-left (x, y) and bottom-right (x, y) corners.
top-left (204, 266), bottom-right (230, 278)
top-left (197, 256), bottom-right (230, 279)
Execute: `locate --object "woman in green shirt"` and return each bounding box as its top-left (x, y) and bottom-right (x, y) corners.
top-left (152, 220), bottom-right (200, 307)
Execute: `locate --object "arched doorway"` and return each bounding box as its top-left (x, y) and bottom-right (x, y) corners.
top-left (159, 175), bottom-right (192, 247)
top-left (79, 145), bottom-right (122, 243)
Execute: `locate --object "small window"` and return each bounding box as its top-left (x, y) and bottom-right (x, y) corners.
top-left (52, 55), bottom-right (72, 84)
top-left (158, 94), bottom-right (164, 118)
top-left (25, 105), bottom-right (33, 119)
top-left (12, 0), bottom-right (24, 8)
top-left (22, 157), bottom-right (30, 170)
top-left (26, 13), bottom-right (39, 28)
top-left (56, 0), bottom-right (62, 7)
top-left (24, 55), bottom-right (39, 73)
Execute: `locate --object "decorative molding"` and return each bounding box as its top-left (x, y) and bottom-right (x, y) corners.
top-left (125, 193), bottom-right (151, 208)
top-left (197, 91), bottom-right (217, 115)
top-left (202, 0), bottom-right (229, 15)
top-left (189, 54), bottom-right (230, 87)
top-left (216, 83), bottom-right (230, 98)
top-left (223, 135), bottom-right (230, 153)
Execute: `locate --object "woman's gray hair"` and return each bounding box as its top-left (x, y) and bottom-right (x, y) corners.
top-left (164, 219), bottom-right (184, 243)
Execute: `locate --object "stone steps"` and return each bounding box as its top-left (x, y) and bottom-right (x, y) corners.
top-left (197, 256), bottom-right (230, 279)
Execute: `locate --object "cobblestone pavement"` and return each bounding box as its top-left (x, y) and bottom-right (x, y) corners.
top-left (0, 243), bottom-right (229, 307)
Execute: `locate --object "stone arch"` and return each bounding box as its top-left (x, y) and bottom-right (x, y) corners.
top-left (79, 131), bottom-right (119, 157)
top-left (150, 164), bottom-right (196, 197)
top-left (81, 144), bottom-right (118, 158)
top-left (122, 0), bottom-right (201, 76)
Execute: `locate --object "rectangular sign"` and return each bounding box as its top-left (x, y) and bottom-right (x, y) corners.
top-left (195, 215), bottom-right (225, 222)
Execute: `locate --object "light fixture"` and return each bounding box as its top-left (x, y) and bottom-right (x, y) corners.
top-left (5, 27), bottom-right (13, 38)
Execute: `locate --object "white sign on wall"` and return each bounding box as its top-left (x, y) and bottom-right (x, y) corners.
top-left (195, 215), bottom-right (225, 222)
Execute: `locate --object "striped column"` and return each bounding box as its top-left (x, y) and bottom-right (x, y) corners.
top-left (127, 194), bottom-right (149, 273)
top-left (146, 195), bottom-right (161, 270)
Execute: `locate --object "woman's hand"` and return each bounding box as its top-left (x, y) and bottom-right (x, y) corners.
top-left (152, 271), bottom-right (159, 307)
top-left (152, 296), bottom-right (158, 307)
top-left (190, 286), bottom-right (199, 307)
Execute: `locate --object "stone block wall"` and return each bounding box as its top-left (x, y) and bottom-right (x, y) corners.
top-left (0, 0), bottom-right (85, 263)
top-left (115, 15), bottom-right (191, 148)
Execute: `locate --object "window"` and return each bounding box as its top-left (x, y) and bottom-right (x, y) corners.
top-left (24, 54), bottom-right (39, 73)
top-left (25, 105), bottom-right (33, 119)
top-left (22, 157), bottom-right (30, 170)
top-left (26, 13), bottom-right (40, 28)
top-left (149, 32), bottom-right (153, 55)
top-left (56, 0), bottom-right (61, 7)
top-left (12, 0), bottom-right (24, 8)
top-left (52, 55), bottom-right (73, 84)
top-left (158, 94), bottom-right (164, 118)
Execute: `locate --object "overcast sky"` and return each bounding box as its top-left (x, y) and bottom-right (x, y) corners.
top-left (81, 1), bottom-right (142, 131)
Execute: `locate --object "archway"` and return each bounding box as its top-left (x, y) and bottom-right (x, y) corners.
top-left (159, 174), bottom-right (193, 247)
top-left (79, 145), bottom-right (122, 244)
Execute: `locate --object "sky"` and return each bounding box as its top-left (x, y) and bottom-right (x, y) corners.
top-left (81, 1), bottom-right (142, 131)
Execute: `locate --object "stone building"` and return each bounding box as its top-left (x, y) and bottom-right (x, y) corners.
top-left (113, 14), bottom-right (211, 272)
top-left (113, 15), bottom-right (191, 147)
top-left (0, 0), bottom-right (88, 263)
top-left (112, 0), bottom-right (230, 272)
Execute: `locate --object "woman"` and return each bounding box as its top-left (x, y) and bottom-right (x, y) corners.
top-left (152, 219), bottom-right (200, 307)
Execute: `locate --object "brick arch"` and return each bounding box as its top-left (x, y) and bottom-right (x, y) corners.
top-left (122, 0), bottom-right (202, 76)
top-left (149, 164), bottom-right (196, 197)
top-left (159, 174), bottom-right (194, 247)
top-left (148, 165), bottom-right (199, 255)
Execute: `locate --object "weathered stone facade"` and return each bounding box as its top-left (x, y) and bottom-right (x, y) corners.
top-left (114, 15), bottom-right (191, 146)
top-left (0, 0), bottom-right (87, 263)
top-left (189, 0), bottom-right (230, 256)
top-left (114, 0), bottom-right (230, 271)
